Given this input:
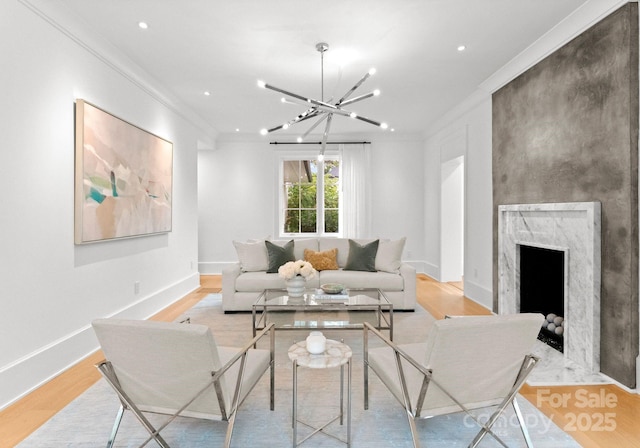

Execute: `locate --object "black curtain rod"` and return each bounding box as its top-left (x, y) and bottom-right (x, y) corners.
top-left (269, 141), bottom-right (371, 145)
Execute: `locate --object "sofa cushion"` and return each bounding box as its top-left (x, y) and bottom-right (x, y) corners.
top-left (236, 272), bottom-right (287, 291)
top-left (318, 238), bottom-right (349, 268)
top-left (293, 238), bottom-right (319, 259)
top-left (269, 238), bottom-right (319, 260)
top-left (318, 238), bottom-right (378, 268)
top-left (265, 240), bottom-right (295, 273)
top-left (304, 248), bottom-right (339, 271)
top-left (345, 239), bottom-right (379, 272)
top-left (376, 237), bottom-right (406, 273)
top-left (235, 271), bottom-right (321, 292)
top-left (232, 240), bottom-right (269, 272)
top-left (320, 270), bottom-right (404, 291)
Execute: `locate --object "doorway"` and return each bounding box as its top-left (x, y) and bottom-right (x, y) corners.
top-left (440, 155), bottom-right (465, 284)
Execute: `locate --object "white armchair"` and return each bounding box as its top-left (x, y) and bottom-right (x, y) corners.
top-left (363, 313), bottom-right (544, 447)
top-left (92, 318), bottom-right (275, 448)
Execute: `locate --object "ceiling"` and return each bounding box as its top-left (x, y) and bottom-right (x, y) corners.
top-left (48, 0), bottom-right (588, 138)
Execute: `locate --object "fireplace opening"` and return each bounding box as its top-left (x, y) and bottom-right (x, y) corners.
top-left (519, 245), bottom-right (565, 353)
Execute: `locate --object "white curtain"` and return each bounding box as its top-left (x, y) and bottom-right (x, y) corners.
top-left (340, 143), bottom-right (371, 238)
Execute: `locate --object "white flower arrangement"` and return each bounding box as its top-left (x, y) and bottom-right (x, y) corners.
top-left (278, 260), bottom-right (317, 280)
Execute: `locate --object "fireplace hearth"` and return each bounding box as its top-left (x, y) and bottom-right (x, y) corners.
top-left (498, 202), bottom-right (601, 373)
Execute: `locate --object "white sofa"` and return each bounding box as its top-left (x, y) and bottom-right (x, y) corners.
top-left (222, 237), bottom-right (416, 312)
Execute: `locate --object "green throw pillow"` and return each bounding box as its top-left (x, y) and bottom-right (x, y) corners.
top-left (344, 239), bottom-right (379, 272)
top-left (265, 240), bottom-right (295, 273)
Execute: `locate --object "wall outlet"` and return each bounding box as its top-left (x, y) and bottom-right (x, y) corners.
top-left (406, 250), bottom-right (413, 258)
top-left (474, 268), bottom-right (478, 278)
top-left (134, 281), bottom-right (140, 295)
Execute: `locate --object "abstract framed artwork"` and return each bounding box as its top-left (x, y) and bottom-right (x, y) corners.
top-left (74, 99), bottom-right (173, 244)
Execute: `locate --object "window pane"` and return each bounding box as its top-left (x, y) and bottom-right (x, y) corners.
top-left (286, 184), bottom-right (300, 208)
top-left (300, 183), bottom-right (316, 208)
top-left (324, 160), bottom-right (339, 234)
top-left (284, 209), bottom-right (300, 233)
top-left (325, 209), bottom-right (339, 233)
top-left (300, 209), bottom-right (316, 233)
top-left (324, 177), bottom-right (338, 208)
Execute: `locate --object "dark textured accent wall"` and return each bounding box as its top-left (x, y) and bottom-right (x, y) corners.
top-left (492, 4), bottom-right (639, 387)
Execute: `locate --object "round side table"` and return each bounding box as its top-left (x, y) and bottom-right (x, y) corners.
top-left (288, 339), bottom-right (352, 447)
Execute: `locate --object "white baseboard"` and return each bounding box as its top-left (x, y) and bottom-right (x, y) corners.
top-left (199, 261), bottom-right (235, 275)
top-left (462, 279), bottom-right (493, 310)
top-left (0, 272), bottom-right (200, 411)
top-left (418, 261), bottom-right (439, 279)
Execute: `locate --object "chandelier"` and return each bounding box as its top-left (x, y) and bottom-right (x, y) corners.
top-left (258, 42), bottom-right (387, 157)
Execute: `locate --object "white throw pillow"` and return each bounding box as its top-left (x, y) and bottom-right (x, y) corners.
top-left (375, 237), bottom-right (406, 273)
top-left (233, 240), bottom-right (269, 272)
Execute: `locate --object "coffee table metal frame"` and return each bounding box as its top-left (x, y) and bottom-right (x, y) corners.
top-left (252, 288), bottom-right (393, 340)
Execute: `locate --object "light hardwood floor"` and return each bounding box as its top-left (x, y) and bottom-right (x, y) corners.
top-left (1, 274), bottom-right (639, 447)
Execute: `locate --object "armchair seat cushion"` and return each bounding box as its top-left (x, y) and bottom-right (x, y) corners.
top-left (368, 342), bottom-right (429, 408)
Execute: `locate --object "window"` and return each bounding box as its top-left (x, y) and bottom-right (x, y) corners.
top-left (280, 157), bottom-right (341, 236)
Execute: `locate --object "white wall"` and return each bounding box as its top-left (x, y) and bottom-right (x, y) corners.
top-left (0, 2), bottom-right (210, 409)
top-left (198, 140), bottom-right (278, 273)
top-left (198, 134), bottom-right (425, 273)
top-left (424, 97), bottom-right (493, 308)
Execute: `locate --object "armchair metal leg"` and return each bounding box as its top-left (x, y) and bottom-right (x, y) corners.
top-left (270, 324), bottom-right (275, 411)
top-left (224, 412), bottom-right (237, 448)
top-left (106, 405), bottom-right (124, 448)
top-left (363, 326), bottom-right (369, 410)
top-left (512, 398), bottom-right (534, 448)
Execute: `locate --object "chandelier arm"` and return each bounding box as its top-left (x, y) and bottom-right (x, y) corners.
top-left (307, 100), bottom-right (359, 119)
top-left (263, 83), bottom-right (312, 103)
top-left (267, 124), bottom-right (286, 133)
top-left (265, 108), bottom-right (320, 134)
top-left (321, 114), bottom-right (334, 154)
top-left (295, 109), bottom-right (321, 124)
top-left (352, 114), bottom-right (383, 127)
top-left (285, 107), bottom-right (319, 127)
top-left (339, 91), bottom-right (377, 107)
top-left (301, 113), bottom-right (329, 139)
top-left (337, 71), bottom-right (372, 104)
top-left (307, 98), bottom-right (340, 111)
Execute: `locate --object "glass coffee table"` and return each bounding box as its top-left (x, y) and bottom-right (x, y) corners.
top-left (252, 288), bottom-right (393, 340)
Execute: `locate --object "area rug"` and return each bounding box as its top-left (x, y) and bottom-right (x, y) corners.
top-left (18, 295), bottom-right (581, 447)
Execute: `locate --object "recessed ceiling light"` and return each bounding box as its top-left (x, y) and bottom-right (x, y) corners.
top-left (457, 45), bottom-right (466, 52)
top-left (138, 22), bottom-right (148, 30)
top-left (203, 91), bottom-right (210, 96)
top-left (235, 128), bottom-right (240, 132)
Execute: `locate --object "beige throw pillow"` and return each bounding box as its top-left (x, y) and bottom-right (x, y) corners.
top-left (304, 248), bottom-right (339, 271)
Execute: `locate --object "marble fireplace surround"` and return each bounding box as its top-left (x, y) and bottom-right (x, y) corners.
top-left (498, 202), bottom-right (601, 373)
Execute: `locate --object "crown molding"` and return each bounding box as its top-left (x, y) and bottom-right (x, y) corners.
top-left (18, 0), bottom-right (219, 140)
